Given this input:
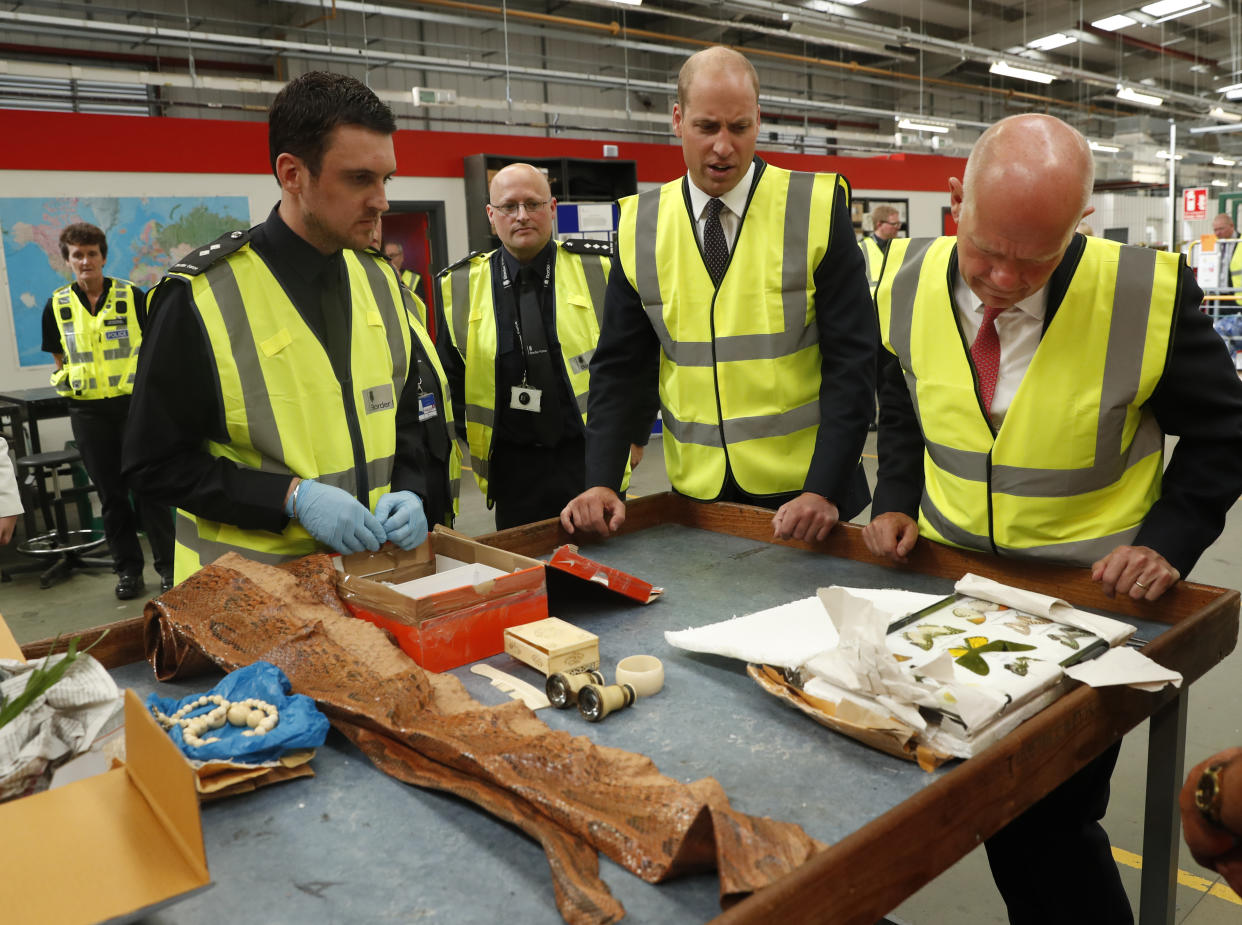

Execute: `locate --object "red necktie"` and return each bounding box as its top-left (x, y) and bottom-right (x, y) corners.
top-left (971, 305), bottom-right (1007, 414)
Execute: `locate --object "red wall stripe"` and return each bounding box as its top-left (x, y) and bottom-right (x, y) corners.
top-left (0, 108), bottom-right (964, 193)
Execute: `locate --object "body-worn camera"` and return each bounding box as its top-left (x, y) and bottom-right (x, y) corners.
top-left (510, 385), bottom-right (542, 412)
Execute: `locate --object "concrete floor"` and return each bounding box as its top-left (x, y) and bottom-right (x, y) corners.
top-left (1, 433), bottom-right (1239, 923)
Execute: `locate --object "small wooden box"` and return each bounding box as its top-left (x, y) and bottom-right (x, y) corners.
top-left (504, 618), bottom-right (599, 676)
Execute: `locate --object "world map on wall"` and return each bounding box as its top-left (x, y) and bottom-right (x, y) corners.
top-left (1, 196), bottom-right (249, 368)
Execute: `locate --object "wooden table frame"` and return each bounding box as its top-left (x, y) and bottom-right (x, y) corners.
top-left (26, 493), bottom-right (1238, 925)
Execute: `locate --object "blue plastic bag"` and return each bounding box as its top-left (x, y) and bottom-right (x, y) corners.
top-left (145, 661), bottom-right (330, 763)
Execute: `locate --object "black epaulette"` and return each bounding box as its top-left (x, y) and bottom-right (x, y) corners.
top-left (560, 238), bottom-right (614, 257)
top-left (168, 228), bottom-right (252, 276)
top-left (437, 250), bottom-right (485, 278)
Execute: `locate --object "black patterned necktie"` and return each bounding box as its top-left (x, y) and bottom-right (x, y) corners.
top-left (703, 198), bottom-right (729, 287)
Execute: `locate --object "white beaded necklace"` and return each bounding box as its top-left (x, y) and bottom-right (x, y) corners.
top-left (152, 693), bottom-right (280, 749)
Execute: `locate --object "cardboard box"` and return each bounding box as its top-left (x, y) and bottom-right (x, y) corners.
top-left (548, 545), bottom-right (662, 604)
top-left (336, 526), bottom-right (549, 672)
top-left (504, 617), bottom-right (600, 676)
top-left (0, 618), bottom-right (211, 924)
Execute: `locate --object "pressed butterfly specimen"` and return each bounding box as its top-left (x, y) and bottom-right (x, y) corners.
top-left (947, 636), bottom-right (1037, 675)
top-left (903, 623), bottom-right (964, 651)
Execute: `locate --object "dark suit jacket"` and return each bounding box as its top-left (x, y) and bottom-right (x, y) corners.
top-left (873, 233), bottom-right (1242, 575)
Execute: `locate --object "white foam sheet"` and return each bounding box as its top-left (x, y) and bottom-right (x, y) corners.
top-left (663, 586), bottom-right (943, 670)
top-left (664, 596), bottom-right (838, 669)
top-left (1064, 645), bottom-right (1183, 690)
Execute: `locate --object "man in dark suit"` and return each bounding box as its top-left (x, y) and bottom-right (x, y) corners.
top-left (864, 113), bottom-right (1242, 924)
top-left (561, 45), bottom-right (875, 542)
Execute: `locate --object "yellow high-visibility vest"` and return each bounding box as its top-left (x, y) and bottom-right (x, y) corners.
top-left (438, 240), bottom-right (612, 501)
top-left (876, 235), bottom-right (1178, 565)
top-left (616, 163), bottom-right (844, 501)
top-left (49, 279), bottom-right (141, 399)
top-left (860, 235), bottom-right (885, 296)
top-left (166, 242), bottom-right (450, 582)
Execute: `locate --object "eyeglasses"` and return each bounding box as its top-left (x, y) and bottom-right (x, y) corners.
top-left (878, 219), bottom-right (901, 227)
top-left (490, 199), bottom-right (550, 217)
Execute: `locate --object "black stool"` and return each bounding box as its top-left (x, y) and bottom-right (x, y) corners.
top-left (0, 448), bottom-right (110, 588)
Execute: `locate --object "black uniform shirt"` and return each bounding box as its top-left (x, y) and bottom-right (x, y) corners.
top-left (492, 240), bottom-right (583, 445)
top-left (122, 205), bottom-right (443, 532)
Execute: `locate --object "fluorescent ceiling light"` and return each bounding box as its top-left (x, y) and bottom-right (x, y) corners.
top-left (1141, 0), bottom-right (1206, 16)
top-left (1210, 107), bottom-right (1242, 123)
top-left (1092, 14), bottom-right (1138, 30)
top-left (1155, 150), bottom-right (1183, 160)
top-left (1089, 140), bottom-right (1121, 153)
top-left (1116, 86), bottom-right (1164, 107)
top-left (897, 117), bottom-right (950, 134)
top-left (1221, 84), bottom-right (1242, 101)
top-left (1213, 156), bottom-right (1237, 166)
top-left (1026, 33), bottom-right (1077, 52)
top-left (604, 0), bottom-right (642, 5)
top-left (1211, 179), bottom-right (1229, 187)
top-left (989, 61), bottom-right (1056, 84)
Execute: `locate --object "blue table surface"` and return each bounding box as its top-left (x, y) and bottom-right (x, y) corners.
top-left (118, 524), bottom-right (1170, 924)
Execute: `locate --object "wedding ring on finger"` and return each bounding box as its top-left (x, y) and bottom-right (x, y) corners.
top-left (1134, 579), bottom-right (1149, 590)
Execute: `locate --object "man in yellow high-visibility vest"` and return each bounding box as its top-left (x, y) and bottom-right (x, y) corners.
top-left (865, 112), bottom-right (1242, 925)
top-left (561, 46), bottom-right (875, 541)
top-left (123, 72), bottom-right (457, 583)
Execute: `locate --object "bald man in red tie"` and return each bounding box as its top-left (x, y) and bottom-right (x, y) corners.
top-left (864, 113), bottom-right (1242, 924)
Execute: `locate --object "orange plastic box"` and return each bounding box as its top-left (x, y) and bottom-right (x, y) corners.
top-left (335, 527), bottom-right (549, 672)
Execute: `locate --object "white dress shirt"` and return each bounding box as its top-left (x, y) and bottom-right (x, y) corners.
top-left (685, 161), bottom-right (756, 253)
top-left (0, 436), bottom-right (23, 518)
top-left (953, 272), bottom-right (1048, 428)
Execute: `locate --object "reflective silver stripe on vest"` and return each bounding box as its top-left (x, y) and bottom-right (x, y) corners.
top-left (474, 456), bottom-right (490, 481)
top-left (664, 400), bottom-right (818, 448)
top-left (991, 246), bottom-right (1162, 496)
top-left (200, 259), bottom-right (297, 479)
top-left (107, 374), bottom-right (123, 388)
top-left (102, 345), bottom-right (132, 361)
top-left (632, 189), bottom-right (699, 363)
top-left (660, 404), bottom-right (724, 448)
top-left (576, 391), bottom-right (589, 415)
top-left (450, 267), bottom-right (471, 352)
top-left (359, 255), bottom-right (410, 403)
top-left (888, 242), bottom-right (1164, 497)
top-left (634, 176), bottom-right (820, 368)
top-left (176, 511), bottom-right (298, 568)
top-left (920, 490), bottom-right (1140, 565)
top-left (918, 488), bottom-right (992, 552)
top-left (723, 399), bottom-right (819, 443)
top-left (309, 459), bottom-right (394, 495)
top-left (997, 524), bottom-right (1141, 566)
top-left (884, 239), bottom-right (966, 471)
top-left (466, 403), bottom-right (494, 428)
top-left (579, 253), bottom-right (608, 326)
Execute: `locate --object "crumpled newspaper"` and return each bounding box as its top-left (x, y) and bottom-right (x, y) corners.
top-left (0, 653), bottom-right (122, 801)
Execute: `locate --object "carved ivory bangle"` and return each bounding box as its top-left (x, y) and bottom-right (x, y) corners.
top-left (615, 655), bottom-right (664, 698)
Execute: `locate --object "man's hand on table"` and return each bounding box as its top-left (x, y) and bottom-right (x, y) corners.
top-left (1091, 545), bottom-right (1180, 600)
top-left (771, 492), bottom-right (839, 542)
top-left (1180, 747), bottom-right (1242, 895)
top-left (561, 486), bottom-right (626, 536)
top-left (861, 511), bottom-right (919, 564)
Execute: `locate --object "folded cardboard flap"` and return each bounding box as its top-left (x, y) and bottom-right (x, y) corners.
top-left (0, 689), bottom-right (211, 924)
top-left (0, 613), bottom-right (22, 659)
top-left (548, 544), bottom-right (661, 604)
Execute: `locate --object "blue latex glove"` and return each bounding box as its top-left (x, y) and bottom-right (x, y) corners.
top-left (285, 479), bottom-right (385, 554)
top-left (373, 490), bottom-right (429, 550)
